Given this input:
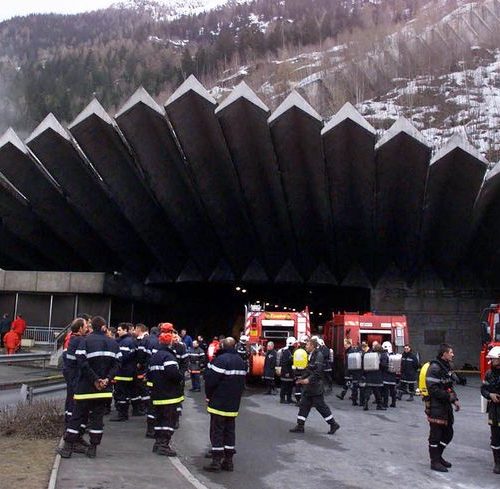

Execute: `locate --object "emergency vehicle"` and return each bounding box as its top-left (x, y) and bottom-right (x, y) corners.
top-left (243, 304), bottom-right (311, 377)
top-left (322, 312), bottom-right (409, 381)
top-left (480, 304), bottom-right (500, 379)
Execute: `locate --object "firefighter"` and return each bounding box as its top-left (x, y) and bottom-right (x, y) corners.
top-left (293, 335), bottom-right (309, 405)
top-left (337, 339), bottom-right (361, 406)
top-left (289, 338), bottom-right (340, 435)
top-left (280, 336), bottom-right (295, 404)
top-left (171, 328), bottom-right (189, 428)
top-left (58, 316), bottom-right (120, 459)
top-left (145, 326), bottom-right (160, 438)
top-left (481, 346), bottom-right (500, 474)
top-left (263, 341), bottom-right (277, 395)
top-left (398, 344), bottom-right (420, 401)
top-left (207, 336), bottom-right (220, 363)
top-left (111, 323), bottom-right (138, 421)
top-left (362, 343), bottom-right (385, 411)
top-left (381, 341), bottom-right (398, 408)
top-left (133, 323), bottom-right (150, 416)
top-left (425, 343), bottom-right (460, 472)
top-left (188, 339), bottom-right (206, 392)
top-left (204, 337), bottom-right (246, 472)
top-left (148, 328), bottom-right (184, 456)
top-left (63, 318), bottom-right (87, 426)
top-left (236, 335), bottom-right (249, 372)
top-left (318, 338), bottom-right (334, 394)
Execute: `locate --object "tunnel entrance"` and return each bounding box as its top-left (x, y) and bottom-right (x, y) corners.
top-left (131, 284), bottom-right (371, 339)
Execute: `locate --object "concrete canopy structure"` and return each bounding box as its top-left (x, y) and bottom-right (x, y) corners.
top-left (0, 76), bottom-right (497, 289)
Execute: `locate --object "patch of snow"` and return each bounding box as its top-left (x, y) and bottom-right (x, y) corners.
top-left (26, 113), bottom-right (71, 143)
top-left (166, 74), bottom-right (216, 106)
top-left (215, 81), bottom-right (269, 114)
top-left (0, 127), bottom-right (28, 154)
top-left (268, 91), bottom-right (322, 124)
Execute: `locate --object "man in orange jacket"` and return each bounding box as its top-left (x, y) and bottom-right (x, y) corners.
top-left (11, 315), bottom-right (27, 339)
top-left (4, 329), bottom-right (20, 354)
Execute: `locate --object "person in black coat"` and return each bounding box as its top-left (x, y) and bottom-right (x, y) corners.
top-left (204, 337), bottom-right (246, 472)
top-left (263, 341), bottom-right (277, 395)
top-left (425, 343), bottom-right (460, 472)
top-left (362, 344), bottom-right (385, 411)
top-left (289, 338), bottom-right (340, 435)
top-left (0, 313), bottom-right (10, 348)
top-left (280, 337), bottom-right (295, 404)
top-left (398, 344), bottom-right (420, 401)
top-left (381, 341), bottom-right (398, 408)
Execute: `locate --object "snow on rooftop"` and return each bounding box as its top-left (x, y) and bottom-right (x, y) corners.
top-left (268, 91), bottom-right (322, 124)
top-left (486, 160), bottom-right (500, 181)
top-left (0, 127), bottom-right (28, 154)
top-left (116, 86), bottom-right (165, 118)
top-left (214, 81), bottom-right (269, 114)
top-left (26, 113), bottom-right (71, 144)
top-left (68, 99), bottom-right (115, 129)
top-left (431, 133), bottom-right (488, 166)
top-left (166, 75), bottom-right (216, 106)
top-left (375, 117), bottom-right (429, 149)
top-left (321, 102), bottom-right (376, 136)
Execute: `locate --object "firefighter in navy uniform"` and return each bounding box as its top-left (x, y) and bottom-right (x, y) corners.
top-left (236, 335), bottom-right (250, 372)
top-left (148, 329), bottom-right (184, 457)
top-left (58, 316), bottom-right (120, 459)
top-left (111, 323), bottom-right (138, 421)
top-left (381, 341), bottom-right (398, 408)
top-left (280, 337), bottom-right (295, 404)
top-left (263, 341), bottom-right (277, 394)
top-left (145, 326), bottom-right (160, 438)
top-left (132, 323), bottom-right (150, 416)
top-left (289, 338), bottom-right (340, 435)
top-left (318, 338), bottom-right (334, 394)
top-left (398, 344), bottom-right (420, 401)
top-left (425, 343), bottom-right (460, 472)
top-left (337, 339), bottom-right (361, 406)
top-left (481, 346), bottom-right (500, 474)
top-left (293, 336), bottom-right (309, 405)
top-left (204, 337), bottom-right (246, 472)
top-left (188, 339), bottom-right (206, 392)
top-left (171, 326), bottom-right (189, 428)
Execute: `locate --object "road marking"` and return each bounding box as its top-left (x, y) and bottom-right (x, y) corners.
top-left (169, 457), bottom-right (211, 489)
top-left (47, 437), bottom-right (64, 489)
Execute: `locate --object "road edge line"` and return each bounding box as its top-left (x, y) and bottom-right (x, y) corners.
top-left (47, 437), bottom-right (64, 489)
top-left (169, 456), bottom-right (210, 489)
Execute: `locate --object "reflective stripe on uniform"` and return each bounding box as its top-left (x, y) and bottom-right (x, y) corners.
top-left (152, 396), bottom-right (185, 405)
top-left (114, 376), bottom-right (134, 381)
top-left (209, 364), bottom-right (246, 376)
top-left (65, 354), bottom-right (76, 360)
top-left (147, 382), bottom-right (153, 387)
top-left (74, 392), bottom-right (112, 400)
top-left (207, 406), bottom-right (239, 417)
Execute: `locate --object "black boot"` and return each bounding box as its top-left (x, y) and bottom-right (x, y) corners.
top-left (363, 400), bottom-right (369, 411)
top-left (352, 400), bottom-right (358, 406)
top-left (221, 452), bottom-right (234, 471)
top-left (73, 437), bottom-right (90, 454)
top-left (376, 404), bottom-right (387, 411)
top-left (430, 446), bottom-right (448, 472)
top-left (289, 422), bottom-right (305, 433)
top-left (438, 445), bottom-right (452, 468)
top-left (152, 440), bottom-right (160, 453)
top-left (131, 404), bottom-right (144, 416)
top-left (157, 439), bottom-right (176, 457)
top-left (390, 400), bottom-right (396, 408)
top-left (336, 391), bottom-right (346, 400)
top-left (493, 449), bottom-right (500, 474)
top-left (86, 444), bottom-right (97, 459)
top-left (407, 394), bottom-right (414, 402)
top-left (204, 454), bottom-right (223, 472)
top-left (57, 441), bottom-right (73, 459)
top-left (110, 408), bottom-right (128, 422)
top-left (327, 421), bottom-right (340, 435)
top-left (146, 424), bottom-right (155, 438)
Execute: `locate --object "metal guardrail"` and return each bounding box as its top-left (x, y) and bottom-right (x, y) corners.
top-left (21, 380), bottom-right (66, 404)
top-left (0, 352), bottom-right (52, 364)
top-left (25, 326), bottom-right (64, 346)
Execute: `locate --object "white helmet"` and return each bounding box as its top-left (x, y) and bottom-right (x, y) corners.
top-left (299, 335), bottom-right (309, 344)
top-left (486, 346), bottom-right (500, 359)
top-left (286, 336), bottom-right (296, 347)
top-left (239, 335), bottom-right (249, 343)
top-left (318, 338), bottom-right (325, 346)
top-left (382, 341), bottom-right (393, 353)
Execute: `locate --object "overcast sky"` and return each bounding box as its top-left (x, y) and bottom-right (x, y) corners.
top-left (0, 1), bottom-right (116, 22)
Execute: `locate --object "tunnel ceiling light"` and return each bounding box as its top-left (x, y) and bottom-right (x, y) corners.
top-left (265, 302), bottom-right (270, 306)
top-left (319, 312), bottom-right (323, 316)
top-left (242, 289), bottom-right (247, 293)
top-left (283, 306), bottom-right (288, 310)
top-left (235, 286), bottom-right (241, 291)
top-left (310, 311), bottom-right (314, 315)
top-left (274, 304), bottom-right (279, 308)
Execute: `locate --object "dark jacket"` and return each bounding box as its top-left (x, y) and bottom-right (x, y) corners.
top-left (136, 334), bottom-right (150, 366)
top-left (63, 334), bottom-right (83, 386)
top-left (401, 352), bottom-right (420, 382)
top-left (236, 342), bottom-right (249, 369)
top-left (263, 349), bottom-right (277, 380)
top-left (0, 318), bottom-right (10, 333)
top-left (115, 334), bottom-right (137, 380)
top-left (172, 341), bottom-right (189, 375)
top-left (426, 358), bottom-right (457, 422)
top-left (74, 331), bottom-right (120, 399)
top-left (362, 351), bottom-right (383, 386)
top-left (381, 352), bottom-right (398, 385)
top-left (319, 345), bottom-right (333, 372)
top-left (146, 333), bottom-right (160, 359)
top-left (481, 367), bottom-right (500, 427)
top-left (205, 348), bottom-right (246, 416)
top-left (301, 348), bottom-right (325, 396)
top-left (148, 344), bottom-right (184, 405)
top-left (188, 347), bottom-right (206, 373)
top-left (345, 346), bottom-right (362, 380)
top-left (280, 347), bottom-right (294, 380)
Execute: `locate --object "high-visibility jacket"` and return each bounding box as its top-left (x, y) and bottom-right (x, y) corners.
top-left (4, 330), bottom-right (20, 351)
top-left (293, 347), bottom-right (308, 370)
top-left (11, 317), bottom-right (26, 337)
top-left (207, 340), bottom-right (220, 362)
top-left (74, 331), bottom-right (120, 400)
top-left (148, 345), bottom-right (184, 405)
top-left (205, 348), bottom-right (246, 417)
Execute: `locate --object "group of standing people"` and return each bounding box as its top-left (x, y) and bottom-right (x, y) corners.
top-left (0, 313), bottom-right (26, 354)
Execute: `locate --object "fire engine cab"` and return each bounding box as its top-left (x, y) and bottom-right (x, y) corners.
top-left (480, 304), bottom-right (500, 379)
top-left (323, 312), bottom-right (409, 381)
top-left (244, 304), bottom-right (311, 377)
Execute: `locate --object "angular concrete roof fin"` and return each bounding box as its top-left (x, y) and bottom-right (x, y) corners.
top-left (268, 91), bottom-right (322, 124)
top-left (166, 74), bottom-right (216, 106)
top-left (274, 260), bottom-right (303, 283)
top-left (215, 81), bottom-right (269, 114)
top-left (26, 113), bottom-right (71, 143)
top-left (375, 117), bottom-right (429, 149)
top-left (241, 259), bottom-right (269, 282)
top-left (0, 128), bottom-right (28, 154)
top-left (176, 260), bottom-right (204, 282)
top-left (308, 262), bottom-right (337, 285)
top-left (431, 133), bottom-right (488, 166)
top-left (321, 102), bottom-right (376, 136)
top-left (68, 99), bottom-right (114, 129)
top-left (209, 259), bottom-right (235, 282)
top-left (116, 86), bottom-right (165, 118)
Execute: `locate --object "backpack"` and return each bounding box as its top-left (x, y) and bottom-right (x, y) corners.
top-left (418, 361), bottom-right (431, 397)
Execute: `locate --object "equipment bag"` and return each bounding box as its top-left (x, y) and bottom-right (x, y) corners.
top-left (388, 354), bottom-right (402, 374)
top-left (363, 352), bottom-right (380, 371)
top-left (347, 352), bottom-right (362, 371)
top-left (418, 361), bottom-right (431, 397)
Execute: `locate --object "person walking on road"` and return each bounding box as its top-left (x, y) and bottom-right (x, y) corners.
top-left (58, 316), bottom-right (120, 459)
top-left (280, 337), bottom-right (295, 404)
top-left (424, 343), bottom-right (460, 472)
top-left (204, 337), bottom-right (246, 472)
top-left (289, 338), bottom-right (340, 435)
top-left (481, 346), bottom-right (500, 474)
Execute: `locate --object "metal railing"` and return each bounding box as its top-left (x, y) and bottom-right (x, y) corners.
top-left (24, 326), bottom-right (65, 346)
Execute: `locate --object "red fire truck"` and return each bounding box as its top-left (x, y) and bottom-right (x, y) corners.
top-left (322, 312), bottom-right (409, 381)
top-left (244, 304), bottom-right (311, 377)
top-left (480, 304), bottom-right (500, 380)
